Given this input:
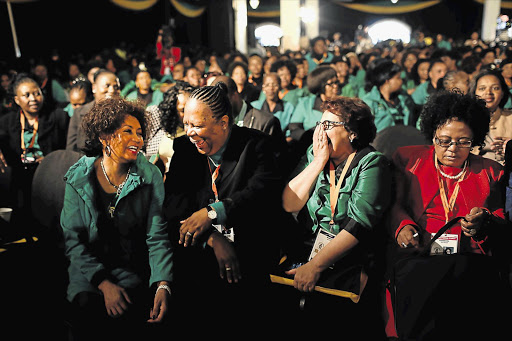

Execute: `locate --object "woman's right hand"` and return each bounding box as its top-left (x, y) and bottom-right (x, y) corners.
top-left (397, 224), bottom-right (421, 249)
top-left (312, 123), bottom-right (330, 166)
top-left (209, 232), bottom-right (241, 284)
top-left (98, 280), bottom-right (132, 317)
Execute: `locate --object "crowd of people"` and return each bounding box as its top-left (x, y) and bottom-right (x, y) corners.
top-left (1, 26), bottom-right (512, 340)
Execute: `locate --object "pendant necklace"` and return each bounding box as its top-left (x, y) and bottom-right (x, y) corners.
top-left (100, 158), bottom-right (131, 218)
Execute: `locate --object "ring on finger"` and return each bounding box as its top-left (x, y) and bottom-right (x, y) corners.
top-left (225, 267), bottom-right (232, 271)
top-left (401, 242), bottom-right (407, 248)
top-left (186, 231), bottom-right (192, 237)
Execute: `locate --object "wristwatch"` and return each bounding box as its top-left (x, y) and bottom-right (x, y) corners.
top-left (206, 205), bottom-right (218, 224)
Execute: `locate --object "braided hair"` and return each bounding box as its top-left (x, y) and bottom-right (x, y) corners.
top-left (189, 82), bottom-right (233, 125)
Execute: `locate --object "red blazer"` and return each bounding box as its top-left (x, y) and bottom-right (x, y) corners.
top-left (390, 145), bottom-right (505, 251)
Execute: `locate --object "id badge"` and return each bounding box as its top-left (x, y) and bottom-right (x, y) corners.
top-left (308, 228), bottom-right (336, 261)
top-left (430, 233), bottom-right (459, 255)
top-left (213, 224), bottom-right (235, 243)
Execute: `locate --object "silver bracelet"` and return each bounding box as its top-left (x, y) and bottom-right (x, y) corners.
top-left (156, 284), bottom-right (172, 297)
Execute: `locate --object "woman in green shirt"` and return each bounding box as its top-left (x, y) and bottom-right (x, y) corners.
top-left (282, 96), bottom-right (391, 339)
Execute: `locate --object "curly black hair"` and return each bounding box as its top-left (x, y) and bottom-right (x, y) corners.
top-left (160, 80), bottom-right (197, 137)
top-left (82, 97), bottom-right (147, 157)
top-left (419, 90), bottom-right (490, 147)
top-left (270, 60), bottom-right (298, 83)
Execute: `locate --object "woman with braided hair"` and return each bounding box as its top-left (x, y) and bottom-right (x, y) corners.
top-left (163, 81), bottom-right (290, 334)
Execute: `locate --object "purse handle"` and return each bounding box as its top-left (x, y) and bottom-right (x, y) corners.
top-left (419, 216), bottom-right (463, 256)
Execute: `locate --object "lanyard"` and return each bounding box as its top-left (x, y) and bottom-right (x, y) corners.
top-left (328, 152), bottom-right (356, 230)
top-left (435, 155), bottom-right (467, 223)
top-left (278, 88), bottom-right (289, 100)
top-left (20, 111), bottom-right (38, 152)
top-left (208, 157), bottom-right (220, 202)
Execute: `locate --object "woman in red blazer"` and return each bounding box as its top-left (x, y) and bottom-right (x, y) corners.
top-left (386, 90), bottom-right (511, 340)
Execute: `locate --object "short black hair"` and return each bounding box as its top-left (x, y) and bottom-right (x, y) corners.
top-left (306, 66), bottom-right (337, 95)
top-left (364, 58), bottom-right (401, 92)
top-left (419, 90), bottom-right (490, 147)
top-left (270, 60), bottom-right (297, 80)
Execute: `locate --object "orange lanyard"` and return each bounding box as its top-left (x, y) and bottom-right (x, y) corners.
top-left (278, 88), bottom-right (289, 100)
top-left (328, 152), bottom-right (356, 229)
top-left (20, 111), bottom-right (38, 151)
top-left (435, 156), bottom-right (467, 223)
top-left (208, 158), bottom-right (220, 202)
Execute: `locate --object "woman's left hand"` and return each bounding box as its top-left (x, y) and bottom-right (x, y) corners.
top-left (461, 207), bottom-right (487, 238)
top-left (285, 261), bottom-right (322, 293)
top-left (179, 208), bottom-right (211, 246)
top-left (148, 284), bottom-right (171, 323)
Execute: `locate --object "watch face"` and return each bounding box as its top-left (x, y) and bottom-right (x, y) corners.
top-left (208, 209), bottom-right (217, 220)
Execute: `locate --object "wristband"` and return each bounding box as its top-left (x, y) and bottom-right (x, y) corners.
top-left (156, 284), bottom-right (172, 297)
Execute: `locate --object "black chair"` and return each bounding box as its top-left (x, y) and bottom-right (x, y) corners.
top-left (30, 149), bottom-right (82, 340)
top-left (372, 125), bottom-right (428, 160)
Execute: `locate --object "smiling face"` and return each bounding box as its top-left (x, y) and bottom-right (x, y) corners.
top-left (262, 74), bottom-right (280, 101)
top-left (104, 114), bottom-right (144, 163)
top-left (277, 66), bottom-right (291, 89)
top-left (183, 98), bottom-right (230, 156)
top-left (433, 119), bottom-right (473, 168)
top-left (93, 73), bottom-right (120, 101)
top-left (475, 74), bottom-right (504, 112)
top-left (15, 81), bottom-right (44, 116)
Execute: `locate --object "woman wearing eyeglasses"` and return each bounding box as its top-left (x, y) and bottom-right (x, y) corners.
top-left (362, 58), bottom-right (417, 133)
top-left (281, 97), bottom-right (392, 339)
top-left (386, 90), bottom-right (509, 339)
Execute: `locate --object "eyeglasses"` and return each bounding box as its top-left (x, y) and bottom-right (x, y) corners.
top-left (434, 136), bottom-right (473, 148)
top-left (324, 80), bottom-right (341, 87)
top-left (316, 120), bottom-right (345, 130)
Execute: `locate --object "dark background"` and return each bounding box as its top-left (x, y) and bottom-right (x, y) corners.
top-left (0, 0), bottom-right (509, 69)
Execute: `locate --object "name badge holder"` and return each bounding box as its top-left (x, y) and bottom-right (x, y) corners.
top-left (308, 152), bottom-right (356, 263)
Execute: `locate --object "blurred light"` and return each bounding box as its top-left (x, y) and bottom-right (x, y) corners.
top-left (391, 0), bottom-right (399, 4)
top-left (367, 19), bottom-right (411, 44)
top-left (299, 6), bottom-right (316, 24)
top-left (249, 0), bottom-right (259, 10)
top-left (255, 24), bottom-right (283, 47)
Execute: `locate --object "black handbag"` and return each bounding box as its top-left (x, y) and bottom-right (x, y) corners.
top-left (389, 217), bottom-right (510, 340)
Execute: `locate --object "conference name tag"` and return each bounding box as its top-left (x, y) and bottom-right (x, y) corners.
top-left (213, 224), bottom-right (235, 243)
top-left (309, 228), bottom-right (336, 261)
top-left (430, 233), bottom-right (459, 255)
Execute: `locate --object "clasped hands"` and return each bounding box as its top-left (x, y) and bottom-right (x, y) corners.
top-left (397, 207), bottom-right (488, 248)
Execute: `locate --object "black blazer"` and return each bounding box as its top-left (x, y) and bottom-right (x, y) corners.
top-left (0, 107), bottom-right (69, 168)
top-left (164, 125), bottom-right (287, 283)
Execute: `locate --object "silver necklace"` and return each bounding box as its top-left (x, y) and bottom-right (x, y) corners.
top-left (436, 159), bottom-right (467, 180)
top-left (100, 158), bottom-right (131, 196)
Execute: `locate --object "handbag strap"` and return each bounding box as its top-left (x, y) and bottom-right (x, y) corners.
top-left (420, 216), bottom-right (463, 256)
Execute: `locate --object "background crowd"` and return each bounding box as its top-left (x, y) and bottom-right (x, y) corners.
top-left (1, 26), bottom-right (512, 340)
